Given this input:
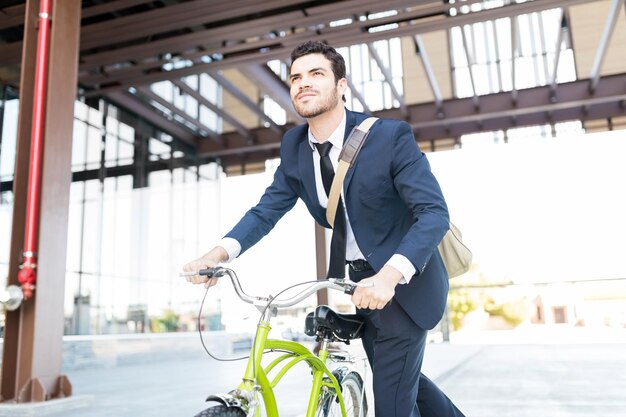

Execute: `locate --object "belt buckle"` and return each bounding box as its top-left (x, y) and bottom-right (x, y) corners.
top-left (349, 259), bottom-right (369, 272)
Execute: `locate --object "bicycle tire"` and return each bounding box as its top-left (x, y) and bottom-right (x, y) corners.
top-left (315, 372), bottom-right (367, 417)
top-left (193, 405), bottom-right (246, 417)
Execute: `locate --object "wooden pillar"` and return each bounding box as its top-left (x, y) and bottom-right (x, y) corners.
top-left (1, 0), bottom-right (81, 403)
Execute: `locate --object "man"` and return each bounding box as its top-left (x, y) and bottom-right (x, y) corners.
top-left (183, 41), bottom-right (464, 417)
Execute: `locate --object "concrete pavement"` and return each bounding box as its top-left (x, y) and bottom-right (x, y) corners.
top-left (1, 326), bottom-right (625, 417)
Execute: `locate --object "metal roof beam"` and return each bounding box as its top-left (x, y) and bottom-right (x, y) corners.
top-left (377, 73), bottom-right (626, 140)
top-left (367, 43), bottom-right (408, 119)
top-left (136, 86), bottom-right (220, 141)
top-left (208, 70), bottom-right (283, 134)
top-left (549, 10), bottom-right (568, 91)
top-left (74, 0), bottom-right (607, 97)
top-left (197, 74), bottom-right (626, 157)
top-left (346, 76), bottom-right (372, 115)
top-left (77, 0), bottom-right (449, 72)
top-left (413, 34), bottom-right (442, 110)
top-left (589, 0), bottom-right (622, 93)
top-left (106, 90), bottom-right (198, 146)
top-left (510, 16), bottom-right (519, 105)
top-left (239, 64), bottom-right (303, 122)
top-left (171, 78), bottom-right (253, 142)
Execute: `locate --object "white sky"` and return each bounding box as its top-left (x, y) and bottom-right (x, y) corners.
top-left (427, 131), bottom-right (626, 284)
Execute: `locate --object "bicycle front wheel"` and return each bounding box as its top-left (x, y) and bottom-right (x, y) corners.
top-left (193, 405), bottom-right (246, 417)
top-left (315, 372), bottom-right (367, 417)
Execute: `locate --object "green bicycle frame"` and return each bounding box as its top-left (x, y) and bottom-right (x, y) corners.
top-left (236, 320), bottom-right (349, 417)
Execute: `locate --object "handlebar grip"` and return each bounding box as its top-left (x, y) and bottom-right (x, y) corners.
top-left (198, 267), bottom-right (221, 278)
top-left (343, 283), bottom-right (356, 295)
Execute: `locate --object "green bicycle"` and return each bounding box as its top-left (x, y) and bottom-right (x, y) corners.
top-left (190, 267), bottom-right (369, 417)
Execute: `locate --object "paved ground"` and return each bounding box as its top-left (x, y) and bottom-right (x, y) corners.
top-left (1, 326), bottom-right (626, 417)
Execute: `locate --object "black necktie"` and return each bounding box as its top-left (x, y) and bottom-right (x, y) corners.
top-left (314, 142), bottom-right (347, 279)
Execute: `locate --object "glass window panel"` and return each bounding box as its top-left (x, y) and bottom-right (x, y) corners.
top-left (72, 120), bottom-right (86, 168)
top-left (172, 167), bottom-right (185, 184)
top-left (185, 75), bottom-right (198, 90)
top-left (473, 23), bottom-right (487, 64)
top-left (485, 22), bottom-right (497, 64)
top-left (489, 62), bottom-right (500, 92)
top-left (472, 64), bottom-right (491, 95)
top-left (117, 140), bottom-right (134, 163)
top-left (105, 134), bottom-right (118, 166)
top-left (495, 18), bottom-right (512, 60)
top-left (185, 95), bottom-right (198, 119)
top-left (200, 105), bottom-right (218, 129)
top-left (66, 189), bottom-right (83, 272)
top-left (149, 138), bottom-right (170, 156)
top-left (390, 39), bottom-right (403, 78)
top-left (557, 50), bottom-right (577, 83)
top-left (119, 123), bottom-right (134, 143)
top-left (84, 179), bottom-right (101, 200)
top-left (515, 57), bottom-right (536, 89)
top-left (64, 271), bottom-right (79, 321)
top-left (149, 170), bottom-right (171, 187)
top-left (499, 60), bottom-right (513, 91)
top-left (87, 104), bottom-right (102, 127)
top-left (81, 198), bottom-right (99, 273)
top-left (517, 15), bottom-right (532, 56)
top-left (173, 85), bottom-right (185, 110)
top-left (200, 74), bottom-right (219, 106)
top-left (450, 27), bottom-right (467, 68)
top-left (0, 99), bottom-right (18, 179)
top-left (452, 68), bottom-right (474, 98)
top-left (86, 125), bottom-right (102, 168)
top-left (117, 175), bottom-right (133, 191)
top-left (74, 101), bottom-right (88, 120)
top-left (106, 115), bottom-right (119, 135)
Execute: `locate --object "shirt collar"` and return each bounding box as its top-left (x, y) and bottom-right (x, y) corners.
top-left (307, 109), bottom-right (347, 151)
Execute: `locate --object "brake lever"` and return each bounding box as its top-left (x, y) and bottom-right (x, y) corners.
top-left (329, 279), bottom-right (374, 295)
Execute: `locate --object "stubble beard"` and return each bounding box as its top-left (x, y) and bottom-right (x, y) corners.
top-left (293, 88), bottom-right (340, 119)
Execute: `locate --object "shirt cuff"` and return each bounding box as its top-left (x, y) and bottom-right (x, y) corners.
top-left (385, 254), bottom-right (417, 284)
top-left (218, 237), bottom-right (241, 262)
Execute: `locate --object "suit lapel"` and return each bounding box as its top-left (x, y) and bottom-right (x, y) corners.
top-left (298, 135), bottom-right (320, 210)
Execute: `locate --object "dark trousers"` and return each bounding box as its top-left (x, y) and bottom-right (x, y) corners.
top-left (350, 267), bottom-right (465, 417)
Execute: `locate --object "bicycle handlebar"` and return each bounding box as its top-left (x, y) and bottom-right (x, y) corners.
top-left (184, 267), bottom-right (364, 309)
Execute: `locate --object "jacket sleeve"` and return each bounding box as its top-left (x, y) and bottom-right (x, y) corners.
top-left (391, 121), bottom-right (450, 274)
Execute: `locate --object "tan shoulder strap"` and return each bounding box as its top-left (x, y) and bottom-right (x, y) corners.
top-left (326, 117), bottom-right (378, 227)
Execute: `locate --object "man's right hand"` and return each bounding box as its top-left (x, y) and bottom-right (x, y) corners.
top-left (182, 246), bottom-right (228, 288)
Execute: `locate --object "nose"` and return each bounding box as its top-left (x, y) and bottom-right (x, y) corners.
top-left (299, 74), bottom-right (312, 89)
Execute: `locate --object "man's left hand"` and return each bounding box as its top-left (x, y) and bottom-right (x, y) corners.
top-left (351, 265), bottom-right (403, 310)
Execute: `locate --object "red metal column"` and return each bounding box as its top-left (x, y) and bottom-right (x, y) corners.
top-left (17, 0), bottom-right (51, 300)
top-left (1, 0), bottom-right (81, 403)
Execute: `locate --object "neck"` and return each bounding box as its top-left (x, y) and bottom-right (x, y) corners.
top-left (308, 104), bottom-right (344, 142)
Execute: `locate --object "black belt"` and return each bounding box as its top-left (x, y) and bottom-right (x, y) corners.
top-left (346, 259), bottom-right (373, 272)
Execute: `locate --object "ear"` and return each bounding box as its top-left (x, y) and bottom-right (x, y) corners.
top-left (337, 77), bottom-right (348, 96)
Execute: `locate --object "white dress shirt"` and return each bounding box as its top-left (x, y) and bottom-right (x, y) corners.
top-left (219, 110), bottom-right (416, 283)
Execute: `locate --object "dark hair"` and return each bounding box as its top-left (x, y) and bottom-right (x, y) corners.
top-left (290, 41), bottom-right (346, 84)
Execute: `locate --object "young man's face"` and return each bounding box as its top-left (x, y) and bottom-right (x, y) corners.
top-left (289, 53), bottom-right (346, 119)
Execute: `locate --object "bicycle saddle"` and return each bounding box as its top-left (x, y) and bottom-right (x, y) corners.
top-left (304, 305), bottom-right (365, 341)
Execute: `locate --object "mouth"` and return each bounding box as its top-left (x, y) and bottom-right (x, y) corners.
top-left (297, 91), bottom-right (317, 100)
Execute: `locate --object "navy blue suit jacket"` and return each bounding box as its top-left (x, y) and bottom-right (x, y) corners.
top-left (226, 110), bottom-right (450, 329)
